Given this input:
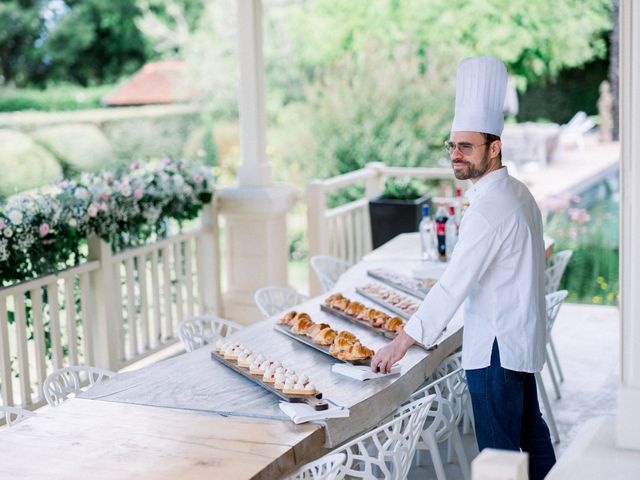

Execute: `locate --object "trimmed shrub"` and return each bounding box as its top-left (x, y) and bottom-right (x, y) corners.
top-left (0, 129), bottom-right (62, 198)
top-left (32, 123), bottom-right (113, 175)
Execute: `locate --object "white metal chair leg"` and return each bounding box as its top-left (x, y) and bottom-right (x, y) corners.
top-left (545, 349), bottom-right (562, 400)
top-left (451, 427), bottom-right (471, 480)
top-left (463, 398), bottom-right (475, 435)
top-left (427, 434), bottom-right (448, 480)
top-left (535, 372), bottom-right (559, 444)
top-left (548, 335), bottom-right (564, 382)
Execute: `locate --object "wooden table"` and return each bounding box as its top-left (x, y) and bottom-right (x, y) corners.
top-left (1, 399), bottom-right (324, 480)
top-left (0, 234), bottom-right (464, 479)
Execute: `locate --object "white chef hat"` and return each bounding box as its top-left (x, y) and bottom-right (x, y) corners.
top-left (450, 56), bottom-right (508, 137)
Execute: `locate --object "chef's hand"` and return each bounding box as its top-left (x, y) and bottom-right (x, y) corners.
top-left (370, 331), bottom-right (415, 374)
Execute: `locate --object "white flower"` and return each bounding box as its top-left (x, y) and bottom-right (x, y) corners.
top-left (8, 210), bottom-right (22, 225)
top-left (87, 203), bottom-right (99, 218)
top-left (173, 174), bottom-right (184, 187)
top-left (120, 183), bottom-right (132, 197)
top-left (74, 187), bottom-right (89, 201)
top-left (4, 228), bottom-right (13, 238)
top-left (68, 218), bottom-right (77, 227)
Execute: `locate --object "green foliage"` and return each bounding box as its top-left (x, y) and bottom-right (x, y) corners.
top-left (0, 1), bottom-right (45, 86)
top-left (44, 0), bottom-right (151, 86)
top-left (0, 129), bottom-right (63, 198)
top-left (382, 177), bottom-right (426, 201)
top-left (543, 191), bottom-right (619, 306)
top-left (33, 124), bottom-right (114, 175)
top-left (288, 0), bottom-right (612, 90)
top-left (0, 84), bottom-right (112, 112)
top-left (273, 47), bottom-right (455, 181)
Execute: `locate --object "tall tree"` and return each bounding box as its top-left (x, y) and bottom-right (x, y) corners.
top-left (43, 0), bottom-right (151, 85)
top-left (0, 0), bottom-right (46, 86)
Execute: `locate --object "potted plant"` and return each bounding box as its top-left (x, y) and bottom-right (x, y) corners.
top-left (369, 177), bottom-right (432, 249)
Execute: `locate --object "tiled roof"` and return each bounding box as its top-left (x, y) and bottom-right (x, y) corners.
top-left (103, 60), bottom-right (195, 106)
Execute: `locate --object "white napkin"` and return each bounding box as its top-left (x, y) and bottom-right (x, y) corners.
top-left (279, 401), bottom-right (350, 424)
top-left (331, 363), bottom-right (401, 381)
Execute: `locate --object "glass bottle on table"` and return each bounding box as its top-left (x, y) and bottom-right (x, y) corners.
top-left (446, 205), bottom-right (458, 258)
top-left (434, 205), bottom-right (448, 261)
top-left (419, 205), bottom-right (437, 261)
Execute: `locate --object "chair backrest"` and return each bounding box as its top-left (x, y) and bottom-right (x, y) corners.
top-left (545, 250), bottom-right (573, 294)
top-left (254, 286), bottom-right (309, 319)
top-left (43, 366), bottom-right (117, 407)
top-left (1, 405), bottom-right (36, 427)
top-left (286, 453), bottom-right (346, 480)
top-left (434, 351), bottom-right (462, 378)
top-left (176, 315), bottom-right (243, 352)
top-left (309, 255), bottom-right (353, 293)
top-left (334, 394), bottom-right (435, 479)
top-left (410, 368), bottom-right (464, 444)
top-left (545, 290), bottom-right (569, 333)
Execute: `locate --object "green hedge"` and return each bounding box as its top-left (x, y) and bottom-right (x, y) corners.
top-left (0, 85), bottom-right (113, 112)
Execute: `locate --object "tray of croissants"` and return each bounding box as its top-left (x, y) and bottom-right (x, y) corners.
top-left (211, 340), bottom-right (328, 410)
top-left (275, 311), bottom-right (375, 365)
top-left (320, 293), bottom-right (405, 339)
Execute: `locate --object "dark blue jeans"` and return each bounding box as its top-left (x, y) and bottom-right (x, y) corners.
top-left (465, 339), bottom-right (556, 480)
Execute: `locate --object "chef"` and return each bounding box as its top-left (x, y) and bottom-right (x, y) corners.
top-left (370, 56), bottom-right (556, 479)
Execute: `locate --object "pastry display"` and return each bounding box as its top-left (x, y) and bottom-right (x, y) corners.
top-left (367, 268), bottom-right (437, 299)
top-left (357, 283), bottom-right (420, 318)
top-left (323, 293), bottom-right (405, 335)
top-left (275, 310), bottom-right (375, 364)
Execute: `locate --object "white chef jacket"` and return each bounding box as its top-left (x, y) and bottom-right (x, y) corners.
top-left (404, 167), bottom-right (547, 372)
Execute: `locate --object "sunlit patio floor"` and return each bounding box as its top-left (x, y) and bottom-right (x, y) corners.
top-left (409, 302), bottom-right (620, 479)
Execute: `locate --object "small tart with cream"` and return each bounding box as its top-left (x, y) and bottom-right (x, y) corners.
top-left (238, 351), bottom-right (255, 368)
top-left (283, 379), bottom-right (317, 396)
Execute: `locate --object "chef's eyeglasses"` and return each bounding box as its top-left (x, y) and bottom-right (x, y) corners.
top-left (443, 141), bottom-right (490, 155)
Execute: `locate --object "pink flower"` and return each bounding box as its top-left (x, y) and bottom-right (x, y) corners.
top-left (131, 161), bottom-right (141, 170)
top-left (568, 208), bottom-right (591, 224)
top-left (39, 223), bottom-right (50, 237)
top-left (0, 219), bottom-right (5, 229)
top-left (119, 183), bottom-right (132, 197)
top-left (99, 202), bottom-right (108, 212)
top-left (161, 157), bottom-right (172, 167)
top-left (193, 175), bottom-right (204, 185)
top-left (134, 188), bottom-right (143, 200)
top-left (100, 191), bottom-right (109, 201)
top-left (87, 203), bottom-right (99, 218)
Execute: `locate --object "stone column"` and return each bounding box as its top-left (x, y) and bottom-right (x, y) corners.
top-left (217, 0), bottom-right (296, 324)
top-left (617, 0), bottom-right (640, 450)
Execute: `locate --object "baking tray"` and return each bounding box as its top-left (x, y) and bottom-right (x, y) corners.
top-left (210, 351), bottom-right (328, 410)
top-left (367, 269), bottom-right (430, 299)
top-left (274, 323), bottom-right (372, 366)
top-left (319, 304), bottom-right (397, 340)
top-left (355, 287), bottom-right (419, 320)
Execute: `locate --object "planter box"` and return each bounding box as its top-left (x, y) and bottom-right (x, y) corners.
top-left (368, 194), bottom-right (432, 249)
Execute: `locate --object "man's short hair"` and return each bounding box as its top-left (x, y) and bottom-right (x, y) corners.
top-left (481, 132), bottom-right (502, 161)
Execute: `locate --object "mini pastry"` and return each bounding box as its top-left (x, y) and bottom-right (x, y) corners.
top-left (274, 373), bottom-right (287, 389)
top-left (345, 302), bottom-right (365, 316)
top-left (283, 379), bottom-right (316, 396)
top-left (383, 316), bottom-right (405, 333)
top-left (238, 351), bottom-right (255, 368)
top-left (278, 310), bottom-right (298, 325)
top-left (307, 322), bottom-right (330, 338)
top-left (215, 339), bottom-right (228, 353)
top-left (263, 365), bottom-right (276, 383)
top-left (337, 342), bottom-right (374, 361)
top-left (249, 359), bottom-right (263, 375)
top-left (291, 315), bottom-right (314, 335)
top-left (223, 344), bottom-right (241, 360)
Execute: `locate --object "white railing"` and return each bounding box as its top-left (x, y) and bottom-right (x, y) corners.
top-left (0, 202), bottom-right (221, 411)
top-left (307, 162), bottom-right (460, 294)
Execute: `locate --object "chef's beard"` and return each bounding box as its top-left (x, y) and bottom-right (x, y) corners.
top-left (452, 148), bottom-right (490, 180)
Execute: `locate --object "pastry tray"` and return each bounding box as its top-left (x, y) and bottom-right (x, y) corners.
top-left (210, 351), bottom-right (328, 410)
top-left (319, 304), bottom-right (397, 340)
top-left (367, 269), bottom-right (430, 299)
top-left (355, 287), bottom-right (418, 321)
top-left (274, 323), bottom-right (372, 366)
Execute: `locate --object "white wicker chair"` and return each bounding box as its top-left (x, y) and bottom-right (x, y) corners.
top-left (254, 286), bottom-right (309, 319)
top-left (410, 369), bottom-right (471, 480)
top-left (43, 366), bottom-right (117, 407)
top-left (332, 395), bottom-right (435, 479)
top-left (1, 405), bottom-right (36, 426)
top-left (176, 315), bottom-right (244, 352)
top-left (309, 255), bottom-right (353, 293)
top-left (544, 250), bottom-right (573, 385)
top-left (286, 453), bottom-right (346, 480)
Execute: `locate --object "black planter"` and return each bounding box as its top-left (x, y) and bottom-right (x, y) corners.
top-left (369, 194), bottom-right (432, 249)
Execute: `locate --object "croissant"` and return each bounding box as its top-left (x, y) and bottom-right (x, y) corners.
top-left (383, 316), bottom-right (404, 332)
top-left (291, 316), bottom-right (315, 335)
top-left (312, 327), bottom-right (337, 346)
top-left (370, 311), bottom-right (390, 328)
top-left (332, 298), bottom-right (350, 311)
top-left (336, 331), bottom-right (357, 343)
top-left (345, 302), bottom-right (365, 316)
top-left (307, 322), bottom-right (330, 338)
top-left (325, 293), bottom-right (345, 306)
top-left (337, 342), bottom-right (375, 361)
top-left (329, 336), bottom-right (353, 355)
top-left (278, 310), bottom-right (297, 325)
top-left (356, 308), bottom-right (372, 321)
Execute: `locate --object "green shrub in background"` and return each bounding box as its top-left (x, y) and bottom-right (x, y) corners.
top-left (32, 124), bottom-right (113, 176)
top-left (0, 129), bottom-right (62, 198)
top-left (543, 190), bottom-right (619, 306)
top-left (272, 47), bottom-right (456, 184)
top-left (0, 85), bottom-right (113, 112)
